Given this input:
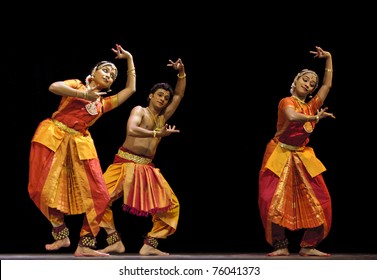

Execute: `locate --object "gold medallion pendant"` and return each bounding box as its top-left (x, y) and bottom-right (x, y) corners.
top-left (85, 101), bottom-right (99, 115)
top-left (303, 122), bottom-right (313, 133)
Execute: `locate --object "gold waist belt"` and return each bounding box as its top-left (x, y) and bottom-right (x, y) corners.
top-left (52, 119), bottom-right (81, 135)
top-left (117, 149), bottom-right (152, 164)
top-left (279, 142), bottom-right (304, 151)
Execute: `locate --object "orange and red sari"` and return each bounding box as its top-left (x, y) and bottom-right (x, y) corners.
top-left (258, 95), bottom-right (332, 246)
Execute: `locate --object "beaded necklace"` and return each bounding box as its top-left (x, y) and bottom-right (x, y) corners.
top-left (291, 95), bottom-right (314, 133)
top-left (146, 107), bottom-right (162, 130)
top-left (291, 95), bottom-right (306, 105)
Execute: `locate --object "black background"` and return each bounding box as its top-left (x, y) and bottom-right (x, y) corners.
top-left (2, 4), bottom-right (375, 255)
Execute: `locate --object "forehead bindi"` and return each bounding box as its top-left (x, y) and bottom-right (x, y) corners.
top-left (100, 65), bottom-right (116, 72)
top-left (302, 74), bottom-right (317, 83)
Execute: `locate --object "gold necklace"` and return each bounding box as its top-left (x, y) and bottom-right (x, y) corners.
top-left (291, 95), bottom-right (308, 114)
top-left (291, 95), bottom-right (306, 105)
top-left (146, 107), bottom-right (161, 130)
top-left (291, 95), bottom-right (314, 133)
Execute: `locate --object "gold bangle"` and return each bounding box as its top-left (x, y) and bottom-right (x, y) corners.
top-left (75, 90), bottom-right (78, 97)
top-left (84, 90), bottom-right (88, 99)
top-left (127, 68), bottom-right (136, 74)
top-left (153, 130), bottom-right (157, 138)
top-left (315, 115), bottom-right (319, 123)
top-left (325, 68), bottom-right (333, 72)
top-left (177, 73), bottom-right (186, 79)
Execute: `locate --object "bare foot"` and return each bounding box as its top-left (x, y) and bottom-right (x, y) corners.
top-left (299, 248), bottom-right (330, 257)
top-left (267, 248), bottom-right (290, 256)
top-left (74, 246), bottom-right (110, 257)
top-left (139, 244), bottom-right (169, 256)
top-left (98, 241), bottom-right (125, 254)
top-left (45, 237), bottom-right (70, 251)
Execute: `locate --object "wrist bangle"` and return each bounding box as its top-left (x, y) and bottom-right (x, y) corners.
top-left (153, 130), bottom-right (157, 138)
top-left (84, 90), bottom-right (88, 99)
top-left (315, 115), bottom-right (319, 123)
top-left (325, 68), bottom-right (333, 72)
top-left (177, 73), bottom-right (186, 79)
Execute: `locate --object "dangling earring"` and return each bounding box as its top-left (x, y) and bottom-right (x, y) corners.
top-left (290, 83), bottom-right (296, 94)
top-left (85, 75), bottom-right (93, 87)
